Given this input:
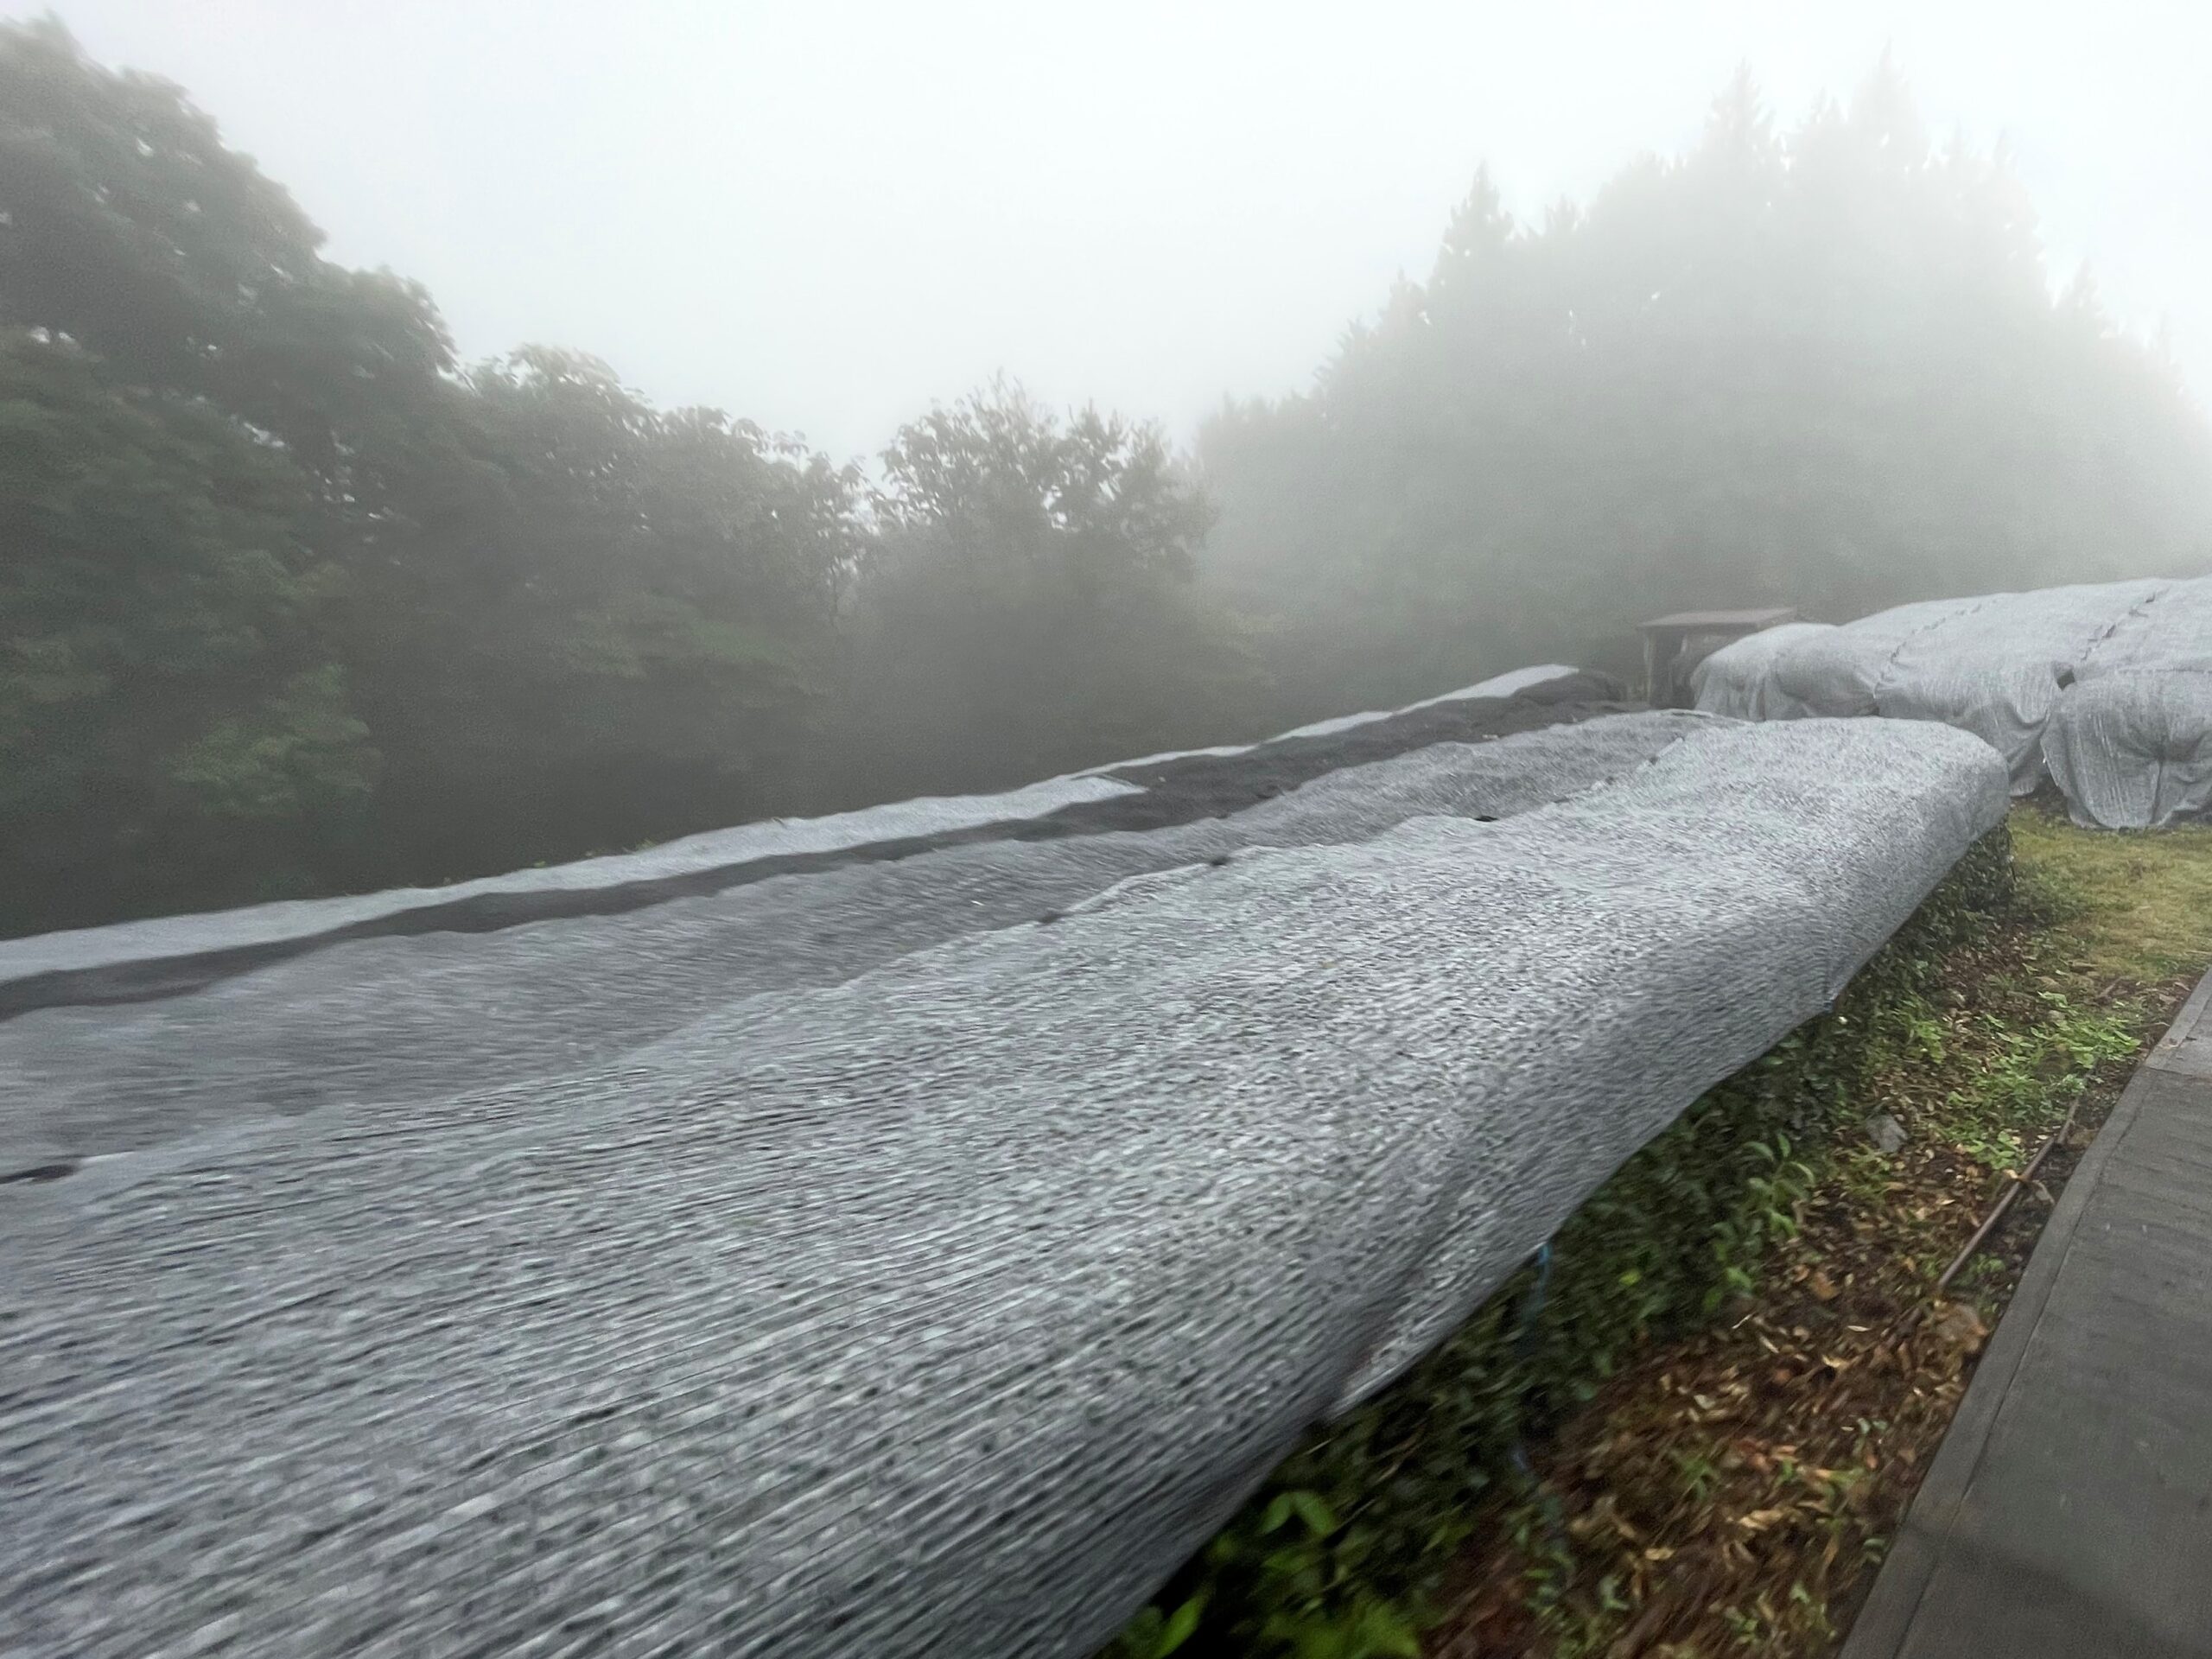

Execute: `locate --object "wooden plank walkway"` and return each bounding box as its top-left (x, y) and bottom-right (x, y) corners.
top-left (1843, 968), bottom-right (2212, 1658)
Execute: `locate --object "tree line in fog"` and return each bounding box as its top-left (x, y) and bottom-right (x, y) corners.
top-left (5, 22), bottom-right (2207, 932)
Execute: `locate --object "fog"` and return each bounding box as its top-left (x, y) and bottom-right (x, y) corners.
top-left (6, 4), bottom-right (2210, 931)
top-left (13, 0), bottom-right (2209, 459)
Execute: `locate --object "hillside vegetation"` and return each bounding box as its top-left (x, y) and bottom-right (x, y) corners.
top-left (5, 22), bottom-right (2209, 933)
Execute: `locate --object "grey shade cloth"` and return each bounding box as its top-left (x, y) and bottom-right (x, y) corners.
top-left (0, 715), bottom-right (2005, 1659)
top-left (0, 770), bottom-right (1144, 985)
top-left (0, 709), bottom-right (1695, 1173)
top-left (2047, 671), bottom-right (2212, 824)
top-left (2044, 576), bottom-right (2212, 827)
top-left (1268, 663), bottom-right (1579, 741)
top-left (1085, 664), bottom-right (1575, 771)
top-left (1693, 578), bottom-right (2212, 821)
top-left (2072, 577), bottom-right (2212, 681)
top-left (1769, 597), bottom-right (1983, 718)
top-left (1869, 582), bottom-right (2167, 793)
top-left (1692, 621), bottom-right (1837, 720)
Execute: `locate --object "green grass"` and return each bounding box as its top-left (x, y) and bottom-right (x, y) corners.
top-left (2010, 804), bottom-right (2212, 983)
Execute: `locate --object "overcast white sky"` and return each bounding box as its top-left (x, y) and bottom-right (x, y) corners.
top-left (14, 0), bottom-right (2210, 460)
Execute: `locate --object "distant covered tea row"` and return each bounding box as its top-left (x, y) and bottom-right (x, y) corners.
top-left (1695, 578), bottom-right (2212, 828)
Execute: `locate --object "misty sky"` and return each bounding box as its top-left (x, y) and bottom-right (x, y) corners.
top-left (14, 0), bottom-right (2210, 461)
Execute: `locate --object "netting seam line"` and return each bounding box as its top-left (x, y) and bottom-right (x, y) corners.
top-left (2078, 580), bottom-right (2176, 671)
top-left (1870, 594), bottom-right (2002, 703)
top-left (1550, 716), bottom-right (1712, 812)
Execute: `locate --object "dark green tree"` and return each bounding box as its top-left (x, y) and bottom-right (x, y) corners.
top-left (839, 378), bottom-right (1260, 796)
top-left (1200, 62), bottom-right (2212, 710)
top-left (348, 348), bottom-right (861, 880)
top-left (0, 329), bottom-right (375, 925)
top-left (0, 21), bottom-right (864, 927)
top-left (0, 16), bottom-right (454, 484)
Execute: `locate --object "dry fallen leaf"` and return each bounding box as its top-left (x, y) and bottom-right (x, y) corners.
top-left (1929, 1300), bottom-right (1989, 1355)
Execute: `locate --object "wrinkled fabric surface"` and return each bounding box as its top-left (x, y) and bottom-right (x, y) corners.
top-left (2043, 674), bottom-right (2212, 830)
top-left (2037, 579), bottom-right (2212, 827)
top-left (0, 714), bottom-right (2005, 1659)
top-left (1690, 622), bottom-right (1836, 721)
top-left (1869, 582), bottom-right (2167, 792)
top-left (0, 667), bottom-right (1603, 1018)
top-left (1696, 577), bottom-right (2212, 822)
top-left (0, 769), bottom-right (1142, 984)
top-left (1766, 597), bottom-right (1980, 719)
top-left (0, 702), bottom-right (1671, 1173)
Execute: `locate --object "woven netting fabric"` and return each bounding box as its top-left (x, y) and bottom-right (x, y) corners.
top-left (1688, 622), bottom-right (1836, 720)
top-left (0, 768), bottom-right (1141, 985)
top-left (1866, 582), bottom-right (2169, 792)
top-left (1764, 597), bottom-right (1983, 718)
top-left (0, 668), bottom-right (1587, 1005)
top-left (2045, 579), bottom-right (2212, 828)
top-left (1694, 578), bottom-right (2212, 821)
top-left (0, 707), bottom-right (1681, 1173)
top-left (0, 716), bottom-right (2005, 1659)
